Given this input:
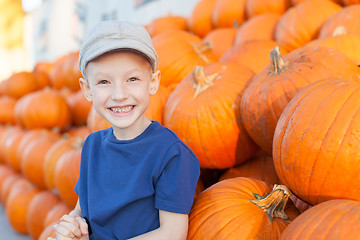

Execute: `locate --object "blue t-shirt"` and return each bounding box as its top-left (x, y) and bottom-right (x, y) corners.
top-left (74, 121), bottom-right (200, 240)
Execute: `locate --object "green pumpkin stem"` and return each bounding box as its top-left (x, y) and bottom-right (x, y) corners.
top-left (249, 184), bottom-right (292, 223)
top-left (192, 42), bottom-right (213, 64)
top-left (270, 46), bottom-right (287, 75)
top-left (192, 66), bottom-right (218, 97)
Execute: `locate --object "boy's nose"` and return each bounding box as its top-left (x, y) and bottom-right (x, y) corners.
top-left (111, 83), bottom-right (128, 100)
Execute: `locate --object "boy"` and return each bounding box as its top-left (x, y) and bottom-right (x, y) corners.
top-left (49, 21), bottom-right (200, 240)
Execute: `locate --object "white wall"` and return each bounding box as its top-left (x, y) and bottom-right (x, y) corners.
top-left (27, 0), bottom-right (199, 64)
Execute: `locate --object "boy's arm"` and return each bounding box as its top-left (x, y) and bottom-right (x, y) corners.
top-left (127, 210), bottom-right (188, 240)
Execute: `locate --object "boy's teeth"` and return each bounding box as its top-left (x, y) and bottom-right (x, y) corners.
top-left (111, 106), bottom-right (133, 113)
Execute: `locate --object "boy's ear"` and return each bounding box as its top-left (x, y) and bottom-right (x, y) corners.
top-left (79, 78), bottom-right (93, 102)
top-left (149, 70), bottom-right (161, 96)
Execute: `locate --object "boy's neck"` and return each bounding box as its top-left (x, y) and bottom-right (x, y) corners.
top-left (112, 118), bottom-right (152, 140)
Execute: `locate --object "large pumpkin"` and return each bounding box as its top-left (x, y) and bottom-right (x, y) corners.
top-left (66, 89), bottom-right (93, 126)
top-left (273, 79), bottom-right (360, 205)
top-left (164, 62), bottom-right (257, 169)
top-left (152, 30), bottom-right (216, 87)
top-left (188, 177), bottom-right (299, 239)
top-left (280, 199), bottom-right (360, 239)
top-left (0, 95), bottom-right (17, 124)
top-left (275, 0), bottom-right (341, 51)
top-left (202, 28), bottom-right (237, 60)
top-left (240, 46), bottom-right (360, 154)
top-left (147, 15), bottom-right (188, 37)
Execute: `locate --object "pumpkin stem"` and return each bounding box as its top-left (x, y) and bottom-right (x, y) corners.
top-left (192, 42), bottom-right (213, 64)
top-left (270, 46), bottom-right (287, 75)
top-left (332, 26), bottom-right (347, 36)
top-left (192, 66), bottom-right (218, 97)
top-left (249, 184), bottom-right (292, 223)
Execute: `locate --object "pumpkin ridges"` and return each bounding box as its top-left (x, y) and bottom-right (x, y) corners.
top-left (273, 79), bottom-right (360, 205)
top-left (187, 0), bottom-right (217, 38)
top-left (188, 178), bottom-right (299, 239)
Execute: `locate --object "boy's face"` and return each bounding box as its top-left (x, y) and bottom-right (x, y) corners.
top-left (79, 50), bottom-right (160, 138)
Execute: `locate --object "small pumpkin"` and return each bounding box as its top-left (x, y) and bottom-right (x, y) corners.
top-left (148, 15), bottom-right (188, 37)
top-left (245, 0), bottom-right (290, 18)
top-left (0, 95), bottom-right (17, 124)
top-left (202, 27), bottom-right (237, 60)
top-left (187, 0), bottom-right (216, 38)
top-left (319, 5), bottom-right (360, 38)
top-left (211, 0), bottom-right (247, 28)
top-left (275, 0), bottom-right (341, 51)
top-left (234, 13), bottom-right (281, 46)
top-left (54, 147), bottom-right (82, 208)
top-left (14, 88), bottom-right (72, 130)
top-left (66, 89), bottom-right (93, 126)
top-left (43, 202), bottom-right (72, 228)
top-left (26, 190), bottom-right (61, 240)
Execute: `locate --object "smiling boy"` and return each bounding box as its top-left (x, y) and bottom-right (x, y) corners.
top-left (50, 21), bottom-right (200, 240)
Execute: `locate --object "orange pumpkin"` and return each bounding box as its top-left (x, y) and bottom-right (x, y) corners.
top-left (202, 27), bottom-right (237, 60)
top-left (234, 13), bottom-right (281, 46)
top-left (0, 95), bottom-right (17, 124)
top-left (14, 88), bottom-right (72, 130)
top-left (145, 85), bottom-right (170, 125)
top-left (44, 202), bottom-right (72, 228)
top-left (0, 173), bottom-right (22, 205)
top-left (20, 129), bottom-right (61, 188)
top-left (54, 148), bottom-right (81, 208)
top-left (240, 46), bottom-right (360, 154)
top-left (153, 30), bottom-right (216, 87)
top-left (305, 33), bottom-right (360, 65)
top-left (148, 15), bottom-right (188, 37)
top-left (65, 126), bottom-right (90, 139)
top-left (34, 61), bottom-right (53, 75)
top-left (63, 51), bottom-right (82, 91)
top-left (49, 54), bottom-right (70, 90)
top-left (280, 199), bottom-right (360, 239)
top-left (38, 222), bottom-right (57, 240)
top-left (212, 0), bottom-right (247, 28)
top-left (221, 39), bottom-right (289, 74)
top-left (66, 89), bottom-right (92, 126)
top-left (87, 107), bottom-right (111, 132)
top-left (246, 0), bottom-right (290, 18)
top-left (187, 0), bottom-right (216, 38)
top-left (0, 164), bottom-right (15, 201)
top-left (26, 190), bottom-right (61, 240)
top-left (3, 127), bottom-right (25, 172)
top-left (342, 0), bottom-right (360, 5)
top-left (273, 79), bottom-right (360, 205)
top-left (275, 0), bottom-right (341, 51)
top-left (164, 62), bottom-right (257, 169)
top-left (5, 178), bottom-right (40, 234)
top-left (0, 126), bottom-right (23, 164)
top-left (319, 5), bottom-right (360, 38)
top-left (44, 136), bottom-right (83, 189)
top-left (220, 151), bottom-right (279, 184)
top-left (4, 71), bottom-right (50, 99)
top-left (188, 178), bottom-right (299, 239)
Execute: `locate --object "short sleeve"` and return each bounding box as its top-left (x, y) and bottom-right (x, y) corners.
top-left (154, 142), bottom-right (200, 214)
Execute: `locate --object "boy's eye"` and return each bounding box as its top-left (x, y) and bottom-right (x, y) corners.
top-left (98, 80), bottom-right (109, 84)
top-left (128, 77), bottom-right (138, 82)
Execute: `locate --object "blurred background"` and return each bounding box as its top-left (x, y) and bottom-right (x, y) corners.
top-left (0, 0), bottom-right (198, 82)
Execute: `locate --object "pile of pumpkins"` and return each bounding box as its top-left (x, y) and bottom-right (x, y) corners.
top-left (0, 0), bottom-right (360, 239)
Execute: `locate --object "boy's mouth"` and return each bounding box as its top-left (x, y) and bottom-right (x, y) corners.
top-left (110, 105), bottom-right (134, 113)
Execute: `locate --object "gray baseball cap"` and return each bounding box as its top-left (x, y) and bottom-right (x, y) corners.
top-left (79, 20), bottom-right (158, 76)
